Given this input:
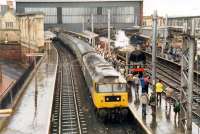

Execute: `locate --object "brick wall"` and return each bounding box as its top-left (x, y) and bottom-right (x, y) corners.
top-left (0, 44), bottom-right (36, 63)
top-left (0, 44), bottom-right (22, 61)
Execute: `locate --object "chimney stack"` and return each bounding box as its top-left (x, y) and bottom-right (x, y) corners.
top-left (7, 0), bottom-right (13, 13)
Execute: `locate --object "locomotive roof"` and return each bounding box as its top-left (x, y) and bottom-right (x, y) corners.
top-left (83, 52), bottom-right (126, 83)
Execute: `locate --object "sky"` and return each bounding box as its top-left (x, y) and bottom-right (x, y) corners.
top-left (0, 0), bottom-right (200, 17)
top-left (144, 0), bottom-right (200, 16)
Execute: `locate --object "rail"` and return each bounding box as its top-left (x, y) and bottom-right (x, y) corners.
top-left (50, 42), bottom-right (86, 134)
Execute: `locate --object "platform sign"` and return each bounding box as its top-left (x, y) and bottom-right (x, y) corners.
top-left (26, 53), bottom-right (44, 57)
top-left (129, 68), bottom-right (145, 72)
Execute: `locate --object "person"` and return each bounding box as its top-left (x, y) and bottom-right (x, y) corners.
top-left (140, 93), bottom-right (149, 116)
top-left (140, 76), bottom-right (146, 94)
top-left (126, 74), bottom-right (133, 102)
top-left (149, 92), bottom-right (156, 115)
top-left (144, 75), bottom-right (150, 94)
top-left (132, 74), bottom-right (140, 101)
top-left (173, 98), bottom-right (180, 123)
top-left (156, 80), bottom-right (164, 105)
top-left (165, 86), bottom-right (174, 109)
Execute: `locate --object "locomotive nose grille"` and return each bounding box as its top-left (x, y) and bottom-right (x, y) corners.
top-left (105, 96), bottom-right (121, 102)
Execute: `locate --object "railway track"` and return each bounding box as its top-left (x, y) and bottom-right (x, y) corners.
top-left (145, 57), bottom-right (200, 126)
top-left (50, 42), bottom-right (87, 134)
top-left (50, 40), bottom-right (142, 134)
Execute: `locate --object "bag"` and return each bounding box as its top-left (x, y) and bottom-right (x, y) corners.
top-left (140, 94), bottom-right (148, 104)
top-left (166, 87), bottom-right (173, 97)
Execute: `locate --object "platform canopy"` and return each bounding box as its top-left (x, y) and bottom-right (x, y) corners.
top-left (81, 30), bottom-right (99, 39)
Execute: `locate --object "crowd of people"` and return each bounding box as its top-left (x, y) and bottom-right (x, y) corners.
top-left (95, 45), bottom-right (127, 76)
top-left (95, 44), bottom-right (181, 124)
top-left (129, 74), bottom-right (181, 123)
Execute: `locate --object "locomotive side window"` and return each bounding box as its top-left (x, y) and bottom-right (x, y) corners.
top-left (97, 7), bottom-right (102, 15)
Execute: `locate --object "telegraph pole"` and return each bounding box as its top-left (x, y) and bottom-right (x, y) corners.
top-left (82, 17), bottom-right (85, 32)
top-left (152, 10), bottom-right (158, 92)
top-left (91, 14), bottom-right (95, 47)
top-left (162, 14), bottom-right (168, 57)
top-left (91, 14), bottom-right (94, 33)
top-left (108, 9), bottom-right (111, 55)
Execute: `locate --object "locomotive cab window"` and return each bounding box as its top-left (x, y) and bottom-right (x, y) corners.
top-left (96, 83), bottom-right (126, 93)
top-left (97, 84), bottom-right (112, 92)
top-left (113, 84), bottom-right (126, 92)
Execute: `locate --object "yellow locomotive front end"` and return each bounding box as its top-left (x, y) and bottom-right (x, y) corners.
top-left (93, 83), bottom-right (128, 108)
top-left (91, 82), bottom-right (129, 121)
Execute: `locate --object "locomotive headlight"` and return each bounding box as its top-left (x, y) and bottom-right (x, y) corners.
top-left (117, 97), bottom-right (120, 101)
top-left (122, 99), bottom-right (125, 102)
top-left (106, 98), bottom-right (109, 101)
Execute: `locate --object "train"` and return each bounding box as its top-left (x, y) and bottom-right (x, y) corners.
top-left (113, 47), bottom-right (146, 74)
top-left (58, 32), bottom-right (129, 121)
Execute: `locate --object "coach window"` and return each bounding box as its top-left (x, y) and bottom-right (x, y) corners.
top-left (97, 7), bottom-right (102, 15)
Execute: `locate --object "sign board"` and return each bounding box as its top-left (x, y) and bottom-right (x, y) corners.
top-left (26, 53), bottom-right (44, 57)
top-left (129, 68), bottom-right (145, 72)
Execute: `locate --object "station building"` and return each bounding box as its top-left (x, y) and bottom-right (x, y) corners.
top-left (16, 0), bottom-right (143, 32)
top-left (0, 0), bottom-right (44, 62)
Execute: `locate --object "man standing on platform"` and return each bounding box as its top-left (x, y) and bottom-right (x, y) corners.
top-left (144, 75), bottom-right (150, 94)
top-left (140, 93), bottom-right (149, 116)
top-left (132, 74), bottom-right (140, 101)
top-left (156, 80), bottom-right (164, 105)
top-left (165, 86), bottom-right (174, 109)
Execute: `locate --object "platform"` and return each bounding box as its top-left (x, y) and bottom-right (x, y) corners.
top-left (1, 47), bottom-right (58, 134)
top-left (128, 86), bottom-right (200, 134)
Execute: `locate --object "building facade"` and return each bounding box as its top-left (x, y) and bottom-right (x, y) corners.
top-left (143, 16), bottom-right (165, 27)
top-left (0, 0), bottom-right (44, 62)
top-left (0, 5), bottom-right (8, 16)
top-left (16, 0), bottom-right (143, 32)
top-left (168, 16), bottom-right (200, 38)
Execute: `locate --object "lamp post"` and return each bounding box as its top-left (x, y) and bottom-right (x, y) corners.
top-left (26, 53), bottom-right (44, 117)
top-left (107, 9), bottom-right (111, 55)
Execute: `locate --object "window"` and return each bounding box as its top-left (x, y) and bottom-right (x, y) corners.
top-left (97, 7), bottom-right (102, 15)
top-left (5, 22), bottom-right (13, 28)
top-left (96, 83), bottom-right (126, 93)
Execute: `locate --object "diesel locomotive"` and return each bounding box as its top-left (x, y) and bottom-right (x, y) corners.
top-left (58, 32), bottom-right (129, 121)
